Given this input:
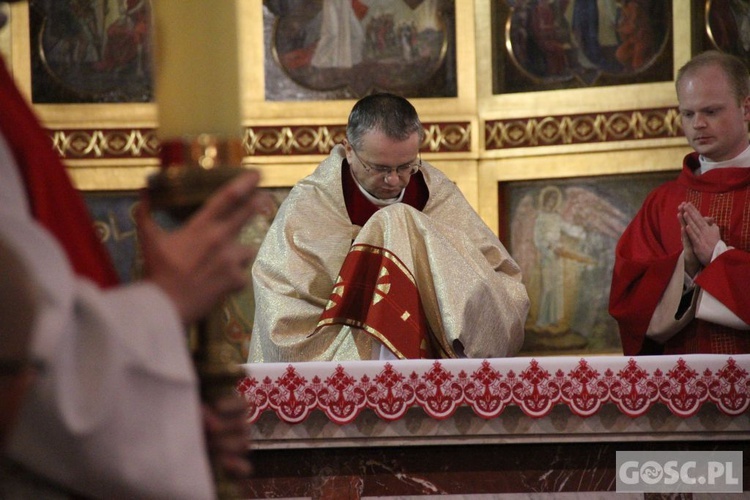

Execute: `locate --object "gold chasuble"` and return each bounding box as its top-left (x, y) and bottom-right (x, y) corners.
top-left (249, 145), bottom-right (529, 362)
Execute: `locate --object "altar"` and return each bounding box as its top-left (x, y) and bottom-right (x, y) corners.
top-left (238, 355), bottom-right (750, 498)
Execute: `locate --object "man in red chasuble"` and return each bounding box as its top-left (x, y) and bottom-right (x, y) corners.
top-left (610, 50), bottom-right (750, 355)
top-left (250, 93), bottom-right (529, 362)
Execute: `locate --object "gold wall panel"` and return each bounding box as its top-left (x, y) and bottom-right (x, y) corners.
top-left (6, 1), bottom-right (701, 220)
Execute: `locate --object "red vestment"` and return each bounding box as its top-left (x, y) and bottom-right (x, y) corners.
top-left (609, 152), bottom-right (750, 355)
top-left (0, 59), bottom-right (118, 287)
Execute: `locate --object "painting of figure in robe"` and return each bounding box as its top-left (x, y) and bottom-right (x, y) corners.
top-left (30, 0), bottom-right (152, 103)
top-left (503, 171), bottom-right (675, 355)
top-left (705, 0), bottom-right (750, 65)
top-left (495, 0), bottom-right (672, 93)
top-left (263, 0), bottom-right (457, 100)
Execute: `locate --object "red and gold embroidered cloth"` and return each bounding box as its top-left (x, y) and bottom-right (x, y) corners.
top-left (315, 244), bottom-right (432, 359)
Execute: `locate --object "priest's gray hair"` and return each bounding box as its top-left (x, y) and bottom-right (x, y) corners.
top-left (346, 93), bottom-right (424, 151)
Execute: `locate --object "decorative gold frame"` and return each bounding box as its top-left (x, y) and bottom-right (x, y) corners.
top-left (474, 1), bottom-right (694, 229)
top-left (7, 3), bottom-right (159, 191)
top-left (238, 2), bottom-right (478, 133)
top-left (236, 1), bottom-right (480, 200)
top-left (6, 2), bottom-right (481, 198)
top-left (7, 2), bottom-right (698, 226)
top-left (5, 3), bottom-right (746, 454)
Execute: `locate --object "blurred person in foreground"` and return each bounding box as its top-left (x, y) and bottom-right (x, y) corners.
top-left (0, 237), bottom-right (37, 450)
top-left (0, 1), bottom-right (261, 497)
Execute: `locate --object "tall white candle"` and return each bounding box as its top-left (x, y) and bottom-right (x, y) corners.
top-left (152, 0), bottom-right (242, 139)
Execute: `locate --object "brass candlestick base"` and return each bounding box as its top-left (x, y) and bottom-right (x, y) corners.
top-left (148, 134), bottom-right (245, 219)
top-left (147, 134), bottom-right (246, 499)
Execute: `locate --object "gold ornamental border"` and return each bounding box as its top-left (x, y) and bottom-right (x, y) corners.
top-left (50, 128), bottom-right (160, 160)
top-left (47, 108), bottom-right (683, 160)
top-left (244, 122), bottom-right (473, 156)
top-left (45, 121), bottom-right (474, 161)
top-left (485, 107), bottom-right (683, 150)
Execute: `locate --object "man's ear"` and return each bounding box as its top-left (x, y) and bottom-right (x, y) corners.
top-left (341, 139), bottom-right (354, 163)
top-left (742, 96), bottom-right (750, 121)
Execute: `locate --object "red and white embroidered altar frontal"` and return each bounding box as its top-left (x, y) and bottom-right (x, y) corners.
top-left (239, 355), bottom-right (749, 425)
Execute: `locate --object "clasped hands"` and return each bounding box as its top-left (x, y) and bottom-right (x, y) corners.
top-left (678, 201), bottom-right (721, 277)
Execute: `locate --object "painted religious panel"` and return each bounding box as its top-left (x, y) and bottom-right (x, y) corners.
top-left (693, 0), bottom-right (750, 67)
top-left (263, 0), bottom-right (457, 100)
top-left (86, 192), bottom-right (141, 282)
top-left (500, 171), bottom-right (676, 355)
top-left (492, 0), bottom-right (673, 94)
top-left (85, 187), bottom-right (292, 363)
top-left (29, 0), bottom-right (153, 103)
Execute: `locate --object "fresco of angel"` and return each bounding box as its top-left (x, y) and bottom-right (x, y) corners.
top-left (510, 183), bottom-right (629, 354)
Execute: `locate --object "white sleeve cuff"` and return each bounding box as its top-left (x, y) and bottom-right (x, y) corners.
top-left (710, 240), bottom-right (730, 261)
top-left (696, 289), bottom-right (750, 330)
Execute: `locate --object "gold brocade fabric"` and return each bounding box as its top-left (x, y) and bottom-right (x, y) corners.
top-left (248, 145), bottom-right (530, 362)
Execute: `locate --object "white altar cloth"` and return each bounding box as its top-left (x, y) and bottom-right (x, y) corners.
top-left (239, 355), bottom-right (750, 425)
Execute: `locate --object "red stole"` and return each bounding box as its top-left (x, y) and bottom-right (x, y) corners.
top-left (315, 163), bottom-right (432, 359)
top-left (0, 59), bottom-right (119, 288)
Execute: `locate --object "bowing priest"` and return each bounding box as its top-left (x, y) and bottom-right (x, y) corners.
top-left (250, 93), bottom-right (529, 362)
top-left (610, 50), bottom-right (750, 355)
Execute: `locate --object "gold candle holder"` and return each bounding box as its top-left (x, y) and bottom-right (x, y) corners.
top-left (147, 134), bottom-right (246, 499)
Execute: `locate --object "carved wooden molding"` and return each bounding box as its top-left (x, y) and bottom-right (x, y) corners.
top-left (47, 122), bottom-right (472, 160)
